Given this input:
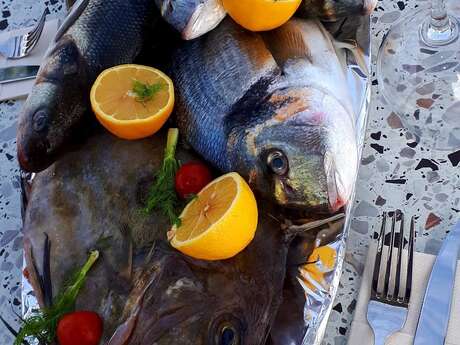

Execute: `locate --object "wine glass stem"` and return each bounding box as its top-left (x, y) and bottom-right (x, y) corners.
top-left (431, 0), bottom-right (448, 28)
top-left (420, 0), bottom-right (459, 46)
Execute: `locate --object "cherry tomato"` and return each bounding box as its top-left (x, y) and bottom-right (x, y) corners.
top-left (175, 161), bottom-right (213, 199)
top-left (57, 311), bottom-right (103, 345)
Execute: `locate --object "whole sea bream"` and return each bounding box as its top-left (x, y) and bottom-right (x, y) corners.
top-left (22, 131), bottom-right (295, 344)
top-left (171, 18), bottom-right (358, 213)
top-left (16, 0), bottom-right (158, 173)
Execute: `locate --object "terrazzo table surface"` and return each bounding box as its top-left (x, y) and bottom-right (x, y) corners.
top-left (0, 1), bottom-right (459, 345)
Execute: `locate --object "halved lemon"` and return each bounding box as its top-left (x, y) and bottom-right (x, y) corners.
top-left (90, 64), bottom-right (174, 140)
top-left (170, 172), bottom-right (258, 260)
top-left (222, 0), bottom-right (302, 32)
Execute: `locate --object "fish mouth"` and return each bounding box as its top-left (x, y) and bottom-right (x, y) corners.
top-left (324, 153), bottom-right (348, 213)
top-left (273, 177), bottom-right (331, 213)
top-left (17, 135), bottom-right (54, 173)
top-left (182, 0), bottom-right (227, 40)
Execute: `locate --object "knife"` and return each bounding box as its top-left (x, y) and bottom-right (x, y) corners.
top-left (0, 65), bottom-right (40, 84)
top-left (414, 220), bottom-right (460, 345)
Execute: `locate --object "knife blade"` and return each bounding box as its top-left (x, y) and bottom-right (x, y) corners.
top-left (0, 65), bottom-right (40, 84)
top-left (414, 220), bottom-right (460, 345)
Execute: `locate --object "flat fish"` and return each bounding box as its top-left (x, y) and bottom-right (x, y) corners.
top-left (170, 18), bottom-right (358, 214)
top-left (154, 0), bottom-right (226, 40)
top-left (17, 0), bottom-right (158, 173)
top-left (297, 0), bottom-right (378, 21)
top-left (22, 131), bottom-right (189, 340)
top-left (22, 131), bottom-right (291, 344)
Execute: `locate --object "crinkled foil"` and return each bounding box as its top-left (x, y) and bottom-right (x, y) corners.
top-left (300, 15), bottom-right (371, 345)
top-left (21, 15), bottom-right (371, 345)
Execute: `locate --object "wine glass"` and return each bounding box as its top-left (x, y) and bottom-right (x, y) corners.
top-left (377, 0), bottom-right (460, 150)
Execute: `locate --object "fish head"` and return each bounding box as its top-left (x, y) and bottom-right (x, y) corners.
top-left (234, 87), bottom-right (358, 213)
top-left (111, 208), bottom-right (286, 345)
top-left (17, 38), bottom-right (88, 172)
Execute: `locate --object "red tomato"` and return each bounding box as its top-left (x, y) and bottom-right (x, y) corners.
top-left (57, 311), bottom-right (103, 345)
top-left (175, 161), bottom-right (213, 199)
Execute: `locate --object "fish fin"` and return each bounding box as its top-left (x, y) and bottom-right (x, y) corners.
top-left (284, 213), bottom-right (346, 240)
top-left (119, 224), bottom-right (133, 282)
top-left (19, 172), bottom-right (33, 222)
top-left (333, 39), bottom-right (369, 76)
top-left (41, 233), bottom-right (53, 308)
top-left (262, 20), bottom-right (313, 68)
top-left (107, 304), bottom-right (141, 345)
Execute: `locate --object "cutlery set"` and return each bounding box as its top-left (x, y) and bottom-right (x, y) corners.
top-left (366, 213), bottom-right (460, 345)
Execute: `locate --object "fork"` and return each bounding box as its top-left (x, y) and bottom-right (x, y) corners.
top-left (367, 211), bottom-right (415, 345)
top-left (0, 10), bottom-right (47, 59)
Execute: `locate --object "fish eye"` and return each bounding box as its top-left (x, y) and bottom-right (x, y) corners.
top-left (219, 325), bottom-right (238, 345)
top-left (32, 109), bottom-right (49, 133)
top-left (210, 314), bottom-right (243, 345)
top-left (266, 150), bottom-right (289, 175)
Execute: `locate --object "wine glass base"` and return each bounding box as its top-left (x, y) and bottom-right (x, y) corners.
top-left (377, 9), bottom-right (460, 151)
top-left (420, 15), bottom-right (460, 47)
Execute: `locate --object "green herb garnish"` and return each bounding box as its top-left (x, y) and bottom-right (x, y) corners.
top-left (132, 79), bottom-right (163, 103)
top-left (15, 251), bottom-right (99, 345)
top-left (144, 128), bottom-right (181, 226)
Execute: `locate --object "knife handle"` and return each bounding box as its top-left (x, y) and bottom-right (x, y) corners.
top-left (414, 221), bottom-right (460, 345)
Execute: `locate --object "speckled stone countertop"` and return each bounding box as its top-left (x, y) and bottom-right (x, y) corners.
top-left (323, 0), bottom-right (460, 344)
top-left (0, 1), bottom-right (459, 345)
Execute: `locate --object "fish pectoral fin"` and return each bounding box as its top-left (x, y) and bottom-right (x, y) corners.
top-left (262, 20), bottom-right (313, 68)
top-left (333, 39), bottom-right (369, 76)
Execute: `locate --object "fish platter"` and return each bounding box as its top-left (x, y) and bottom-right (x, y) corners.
top-left (14, 1), bottom-right (372, 344)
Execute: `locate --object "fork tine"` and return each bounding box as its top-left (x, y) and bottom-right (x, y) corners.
top-left (372, 212), bottom-right (387, 297)
top-left (383, 212), bottom-right (397, 298)
top-left (25, 11), bottom-right (46, 52)
top-left (393, 211), bottom-right (404, 300)
top-left (12, 36), bottom-right (23, 58)
top-left (404, 216), bottom-right (415, 304)
top-left (27, 10), bottom-right (47, 42)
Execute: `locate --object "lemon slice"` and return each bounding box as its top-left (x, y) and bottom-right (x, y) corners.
top-left (90, 64), bottom-right (174, 140)
top-left (170, 172), bottom-right (258, 260)
top-left (222, 0), bottom-right (302, 32)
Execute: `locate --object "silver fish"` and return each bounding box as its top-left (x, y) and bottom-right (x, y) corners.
top-left (16, 0), bottom-right (157, 173)
top-left (171, 18), bottom-right (358, 214)
top-left (154, 0), bottom-right (226, 40)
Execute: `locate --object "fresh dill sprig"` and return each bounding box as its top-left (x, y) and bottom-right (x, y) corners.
top-left (132, 79), bottom-right (163, 103)
top-left (15, 251), bottom-right (99, 345)
top-left (144, 128), bottom-right (181, 226)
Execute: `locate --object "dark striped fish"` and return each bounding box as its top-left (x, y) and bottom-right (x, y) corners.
top-left (17, 0), bottom-right (158, 173)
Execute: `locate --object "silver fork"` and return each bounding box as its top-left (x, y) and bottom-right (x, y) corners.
top-left (0, 10), bottom-right (47, 59)
top-left (367, 211), bottom-right (415, 345)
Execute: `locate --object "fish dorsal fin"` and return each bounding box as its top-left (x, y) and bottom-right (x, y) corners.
top-left (262, 19), bottom-right (313, 68)
top-left (54, 0), bottom-right (89, 43)
top-left (44, 0), bottom-right (89, 59)
top-left (333, 39), bottom-right (369, 76)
